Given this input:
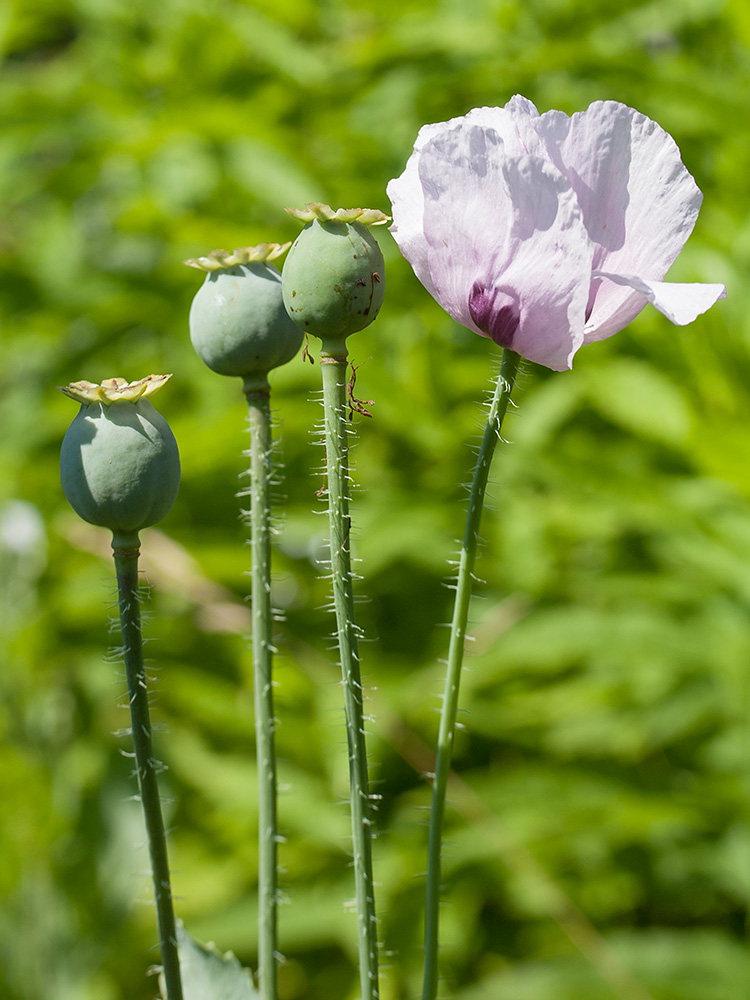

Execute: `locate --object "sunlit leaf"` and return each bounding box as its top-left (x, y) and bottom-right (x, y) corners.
top-left (160, 924), bottom-right (258, 1000)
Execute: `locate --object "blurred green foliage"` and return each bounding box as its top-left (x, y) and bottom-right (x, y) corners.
top-left (1, 0), bottom-right (749, 998)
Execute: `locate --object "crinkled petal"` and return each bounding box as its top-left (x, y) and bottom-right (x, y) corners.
top-left (560, 101), bottom-right (702, 272)
top-left (416, 124), bottom-right (594, 370)
top-left (389, 97), bottom-right (724, 366)
top-left (543, 101), bottom-right (704, 338)
top-left (586, 271), bottom-right (727, 339)
top-left (463, 96), bottom-right (547, 159)
top-left (387, 121), bottom-right (454, 299)
top-left (388, 98), bottom-right (557, 304)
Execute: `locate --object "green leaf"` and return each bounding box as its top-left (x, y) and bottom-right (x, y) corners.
top-left (160, 923), bottom-right (258, 1000)
top-left (582, 357), bottom-right (692, 446)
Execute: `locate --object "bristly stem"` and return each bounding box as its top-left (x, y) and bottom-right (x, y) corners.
top-left (112, 542), bottom-right (183, 1000)
top-left (319, 348), bottom-right (379, 1000)
top-left (422, 348), bottom-right (521, 1000)
top-left (245, 386), bottom-right (278, 1000)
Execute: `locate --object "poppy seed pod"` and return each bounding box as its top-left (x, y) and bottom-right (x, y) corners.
top-left (59, 376), bottom-right (180, 548)
top-left (282, 204), bottom-right (388, 350)
top-left (186, 243), bottom-right (303, 391)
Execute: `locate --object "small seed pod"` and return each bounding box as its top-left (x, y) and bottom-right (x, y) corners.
top-left (59, 376), bottom-right (180, 549)
top-left (186, 243), bottom-right (303, 392)
top-left (282, 204), bottom-right (388, 350)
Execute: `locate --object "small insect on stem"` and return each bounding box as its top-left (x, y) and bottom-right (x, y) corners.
top-left (347, 360), bottom-right (375, 420)
top-left (302, 334), bottom-right (316, 365)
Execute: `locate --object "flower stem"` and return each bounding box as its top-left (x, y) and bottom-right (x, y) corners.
top-left (245, 386), bottom-right (278, 1000)
top-left (319, 348), bottom-right (379, 1000)
top-left (112, 542), bottom-right (183, 1000)
top-left (422, 348), bottom-right (521, 1000)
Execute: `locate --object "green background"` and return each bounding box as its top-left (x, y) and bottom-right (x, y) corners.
top-left (1, 0), bottom-right (748, 998)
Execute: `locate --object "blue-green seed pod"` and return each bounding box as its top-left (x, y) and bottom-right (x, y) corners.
top-left (282, 205), bottom-right (389, 348)
top-left (186, 243), bottom-right (303, 391)
top-left (59, 376), bottom-right (180, 548)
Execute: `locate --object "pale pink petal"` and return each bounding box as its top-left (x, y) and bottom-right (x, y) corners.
top-left (387, 110), bottom-right (527, 294)
top-left (417, 124), bottom-right (594, 370)
top-left (543, 101), bottom-right (705, 337)
top-left (586, 271), bottom-right (727, 340)
top-left (464, 96), bottom-right (548, 159)
top-left (561, 101), bottom-right (702, 273)
top-left (386, 122), bottom-right (447, 299)
top-left (504, 94), bottom-right (540, 119)
top-left (388, 97), bottom-right (725, 368)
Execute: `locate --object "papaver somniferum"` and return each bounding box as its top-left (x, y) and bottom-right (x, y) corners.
top-left (387, 96), bottom-right (726, 370)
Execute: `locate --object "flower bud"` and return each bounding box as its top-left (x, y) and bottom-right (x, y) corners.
top-left (59, 376), bottom-right (180, 548)
top-left (186, 243), bottom-right (303, 392)
top-left (282, 204), bottom-right (388, 350)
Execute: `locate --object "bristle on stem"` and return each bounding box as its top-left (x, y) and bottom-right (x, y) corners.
top-left (245, 385), bottom-right (280, 1000)
top-left (422, 349), bottom-right (521, 1000)
top-left (319, 348), bottom-right (380, 1000)
top-left (113, 542), bottom-right (183, 1000)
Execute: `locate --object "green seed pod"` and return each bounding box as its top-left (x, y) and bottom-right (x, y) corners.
top-left (59, 376), bottom-right (180, 549)
top-left (186, 243), bottom-right (303, 392)
top-left (282, 204), bottom-right (389, 349)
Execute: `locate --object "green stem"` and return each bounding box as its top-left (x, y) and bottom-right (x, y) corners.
top-left (245, 387), bottom-right (278, 1000)
top-left (422, 349), bottom-right (521, 1000)
top-left (112, 542), bottom-right (183, 1000)
top-left (319, 349), bottom-right (379, 1000)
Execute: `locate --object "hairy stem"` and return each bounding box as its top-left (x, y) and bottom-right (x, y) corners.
top-left (113, 543), bottom-right (183, 1000)
top-left (246, 387), bottom-right (278, 1000)
top-left (320, 349), bottom-right (379, 1000)
top-left (422, 349), bottom-right (521, 1000)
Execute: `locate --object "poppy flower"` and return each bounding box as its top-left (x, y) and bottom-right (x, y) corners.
top-left (387, 96), bottom-right (726, 370)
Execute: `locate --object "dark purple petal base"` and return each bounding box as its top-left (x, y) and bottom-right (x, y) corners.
top-left (469, 282), bottom-right (520, 348)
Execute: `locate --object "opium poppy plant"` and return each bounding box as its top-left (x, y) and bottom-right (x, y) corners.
top-left (388, 97), bottom-right (726, 1000)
